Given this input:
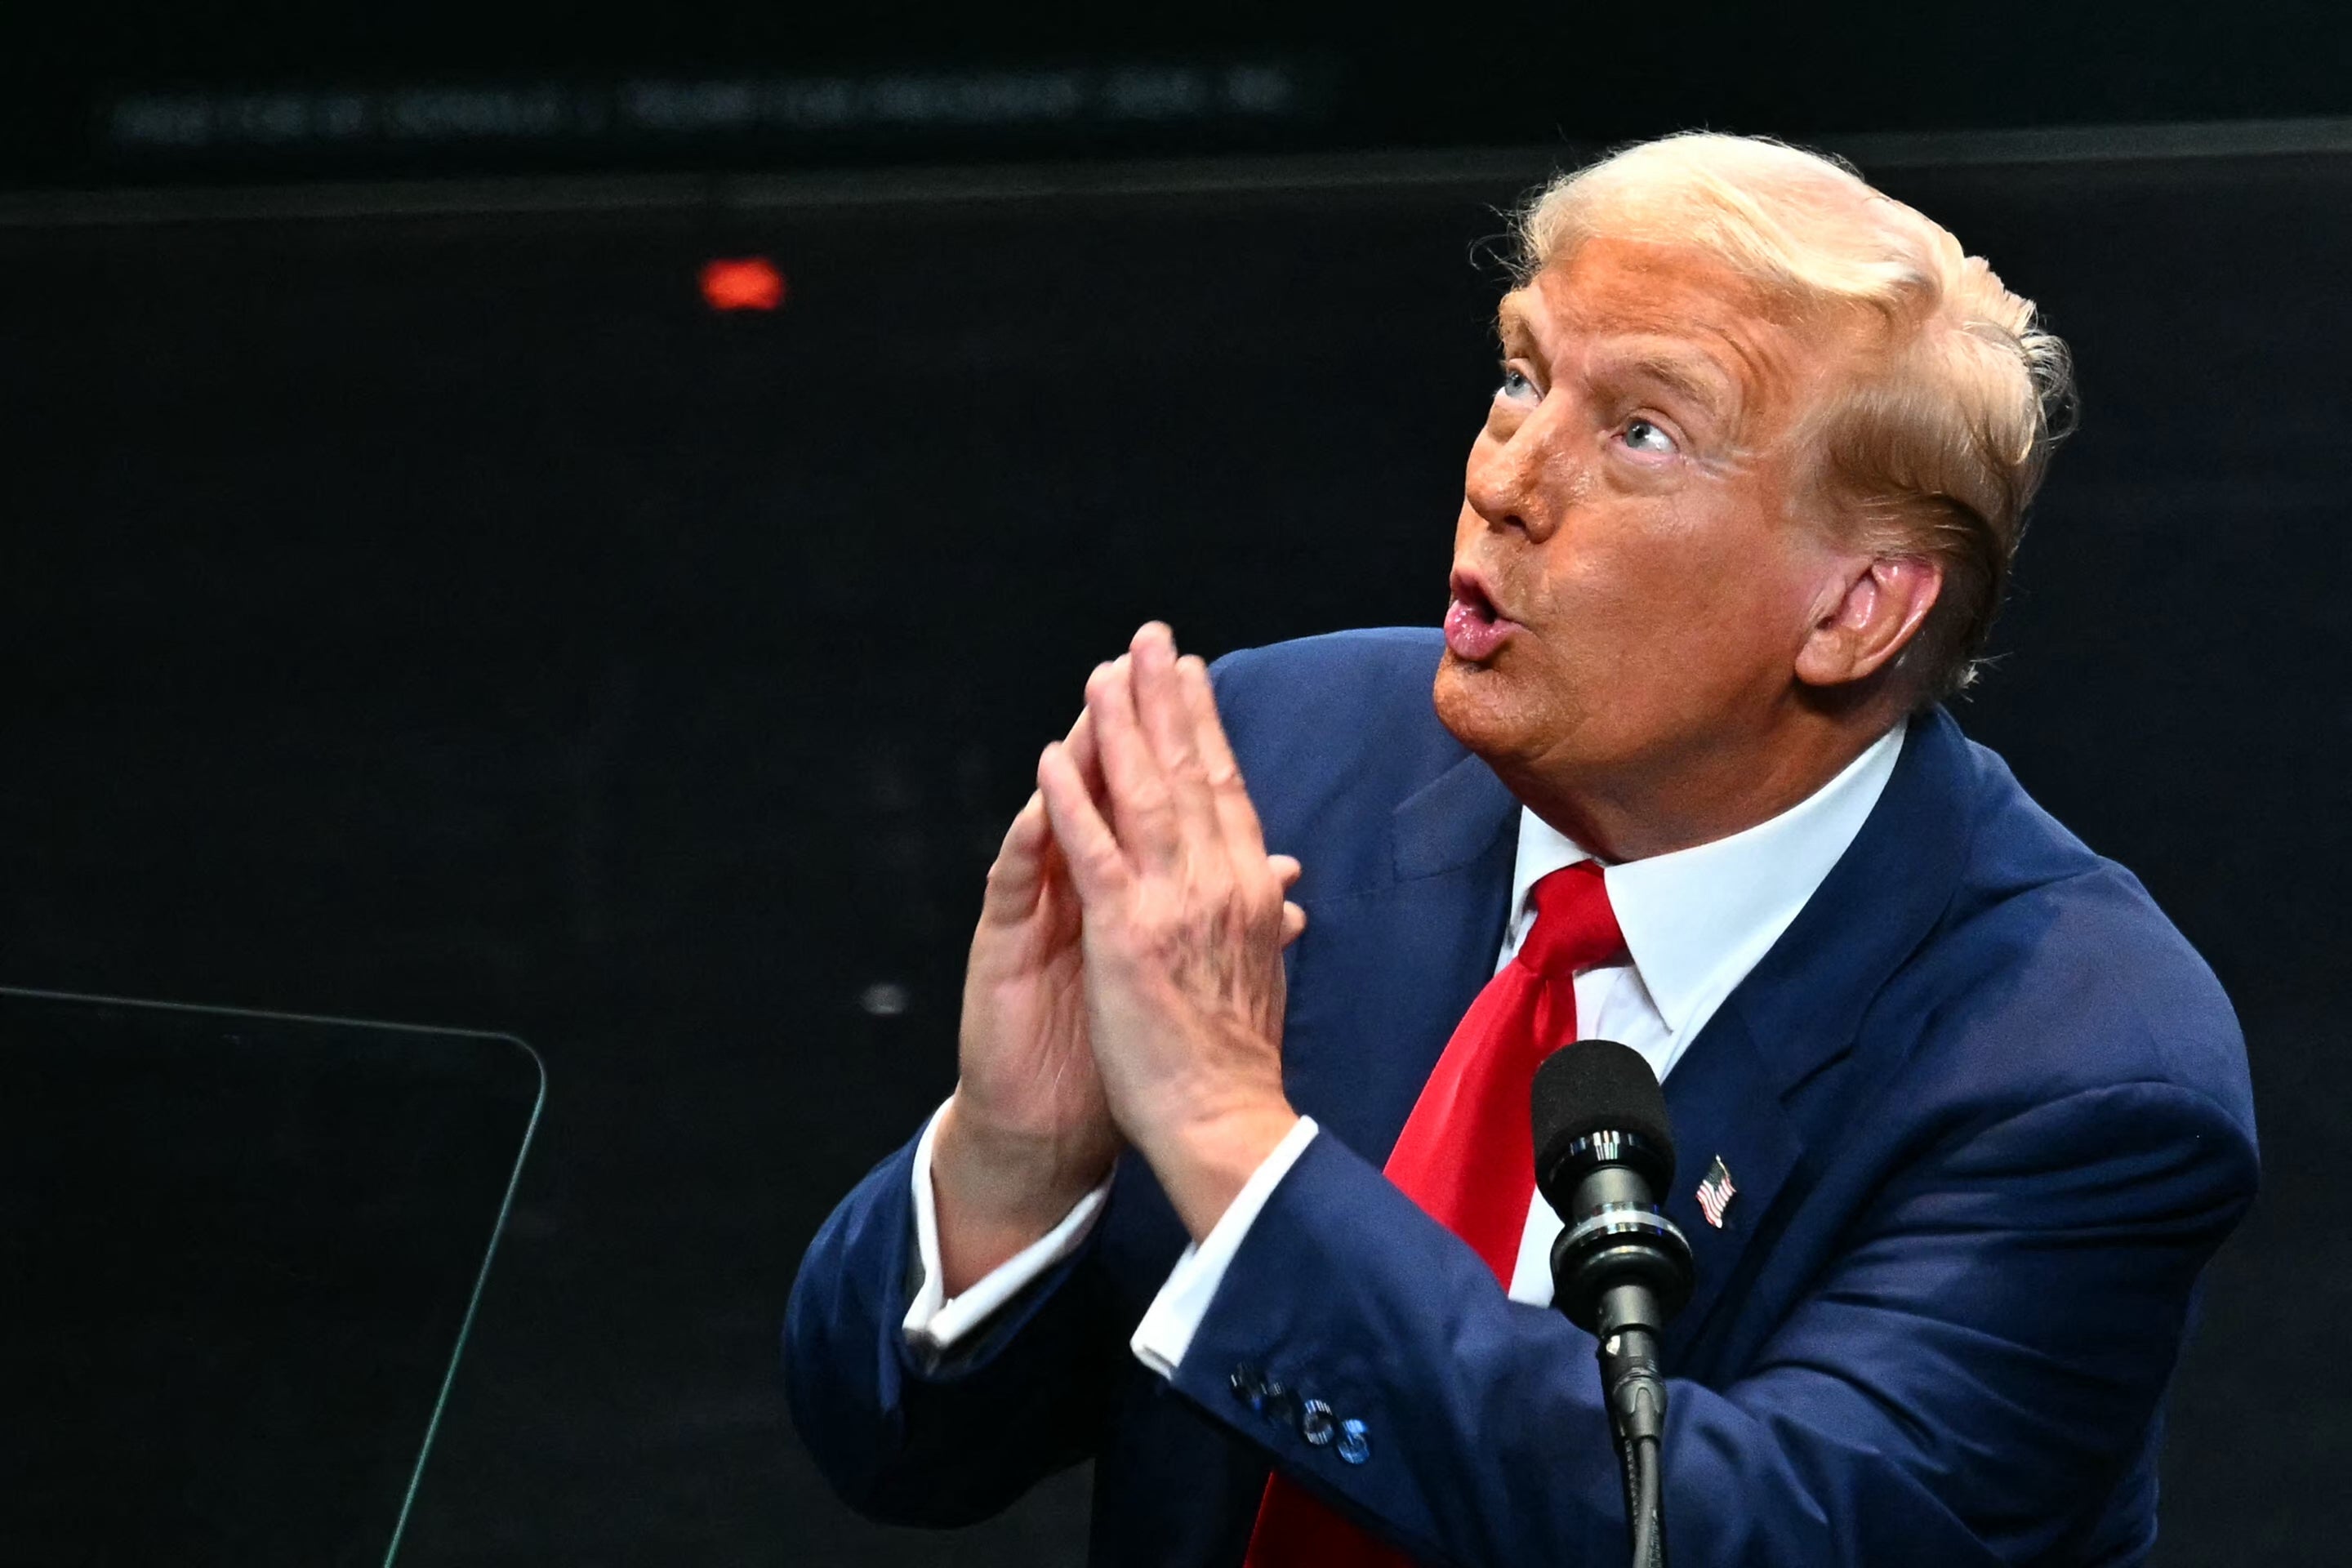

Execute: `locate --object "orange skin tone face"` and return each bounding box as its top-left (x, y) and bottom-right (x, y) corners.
top-left (1432, 237), bottom-right (1940, 862)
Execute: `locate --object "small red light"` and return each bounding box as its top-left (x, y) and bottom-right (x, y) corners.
top-left (700, 257), bottom-right (786, 312)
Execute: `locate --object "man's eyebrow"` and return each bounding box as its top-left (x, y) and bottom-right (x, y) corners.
top-left (1494, 298), bottom-right (1537, 351)
top-left (1589, 344), bottom-right (1739, 422)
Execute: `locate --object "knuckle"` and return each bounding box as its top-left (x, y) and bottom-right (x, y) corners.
top-left (1120, 908), bottom-right (1174, 956)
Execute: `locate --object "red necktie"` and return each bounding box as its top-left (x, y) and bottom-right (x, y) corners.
top-left (1243, 860), bottom-right (1627, 1567)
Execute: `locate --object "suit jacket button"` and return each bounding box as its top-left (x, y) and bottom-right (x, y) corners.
top-left (1259, 1380), bottom-right (1301, 1427)
top-left (1336, 1419), bottom-right (1371, 1466)
top-left (1229, 1365), bottom-right (1266, 1407)
top-left (1298, 1399), bottom-right (1335, 1446)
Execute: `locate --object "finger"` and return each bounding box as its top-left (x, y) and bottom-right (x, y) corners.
top-left (979, 792), bottom-right (1054, 920)
top-left (1177, 653), bottom-right (1269, 864)
top-left (1086, 654), bottom-right (1178, 865)
top-left (1130, 623), bottom-right (1221, 849)
top-left (1268, 853), bottom-right (1303, 893)
top-left (1038, 739), bottom-right (1133, 907)
top-left (1062, 706), bottom-right (1109, 809)
top-left (1281, 901), bottom-right (1308, 947)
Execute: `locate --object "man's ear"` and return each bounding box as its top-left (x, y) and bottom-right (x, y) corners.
top-left (1794, 555), bottom-right (1943, 688)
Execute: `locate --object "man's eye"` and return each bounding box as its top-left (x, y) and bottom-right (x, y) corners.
top-left (1622, 416), bottom-right (1678, 454)
top-left (1496, 366), bottom-right (1538, 402)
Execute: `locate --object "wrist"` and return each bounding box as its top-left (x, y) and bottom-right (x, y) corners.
top-left (931, 1095), bottom-right (1117, 1294)
top-left (1142, 1098), bottom-right (1301, 1244)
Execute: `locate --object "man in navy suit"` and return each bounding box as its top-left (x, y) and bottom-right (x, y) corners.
top-left (785, 134), bottom-right (2257, 1566)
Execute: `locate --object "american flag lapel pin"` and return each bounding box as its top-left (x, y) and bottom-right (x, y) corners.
top-left (1695, 1155), bottom-right (1738, 1229)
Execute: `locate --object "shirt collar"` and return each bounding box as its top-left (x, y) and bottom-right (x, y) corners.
top-left (1507, 721), bottom-right (1907, 1038)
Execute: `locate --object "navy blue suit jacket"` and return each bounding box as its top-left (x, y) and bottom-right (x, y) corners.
top-left (786, 628), bottom-right (2258, 1566)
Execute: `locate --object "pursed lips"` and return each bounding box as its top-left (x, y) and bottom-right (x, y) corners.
top-left (1444, 566), bottom-right (1524, 662)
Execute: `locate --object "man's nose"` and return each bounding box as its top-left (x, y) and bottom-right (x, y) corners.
top-left (1463, 421), bottom-right (1566, 544)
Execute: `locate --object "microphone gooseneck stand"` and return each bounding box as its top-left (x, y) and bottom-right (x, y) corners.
top-left (1592, 1276), bottom-right (1670, 1568)
top-left (1552, 1137), bottom-right (1684, 1568)
top-left (1531, 1044), bottom-right (1695, 1568)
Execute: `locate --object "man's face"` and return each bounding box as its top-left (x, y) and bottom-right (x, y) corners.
top-left (1433, 236), bottom-right (1851, 795)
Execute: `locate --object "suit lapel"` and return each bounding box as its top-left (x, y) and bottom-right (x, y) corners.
top-left (1279, 751), bottom-right (1521, 1168)
top-left (1656, 709), bottom-right (1979, 1366)
top-left (1655, 1009), bottom-right (1807, 1365)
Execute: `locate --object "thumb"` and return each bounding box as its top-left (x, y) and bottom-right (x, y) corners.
top-left (980, 792), bottom-right (1051, 920)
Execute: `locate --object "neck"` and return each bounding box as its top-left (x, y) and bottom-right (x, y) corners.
top-left (1499, 695), bottom-right (1904, 865)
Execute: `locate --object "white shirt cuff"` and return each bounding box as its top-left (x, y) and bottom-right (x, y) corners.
top-left (900, 1102), bottom-right (1111, 1354)
top-left (1129, 1115), bottom-right (1321, 1379)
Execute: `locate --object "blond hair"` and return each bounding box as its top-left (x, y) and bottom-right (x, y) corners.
top-left (1515, 133), bottom-right (2075, 704)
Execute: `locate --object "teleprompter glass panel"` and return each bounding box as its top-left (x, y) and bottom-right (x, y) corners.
top-left (0, 987), bottom-right (542, 1567)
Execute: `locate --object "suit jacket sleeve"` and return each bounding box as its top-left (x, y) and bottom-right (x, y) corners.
top-left (782, 1130), bottom-right (1122, 1526)
top-left (1168, 1071), bottom-right (2256, 1566)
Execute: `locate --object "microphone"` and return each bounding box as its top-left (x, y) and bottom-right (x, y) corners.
top-left (1531, 1040), bottom-right (1694, 1568)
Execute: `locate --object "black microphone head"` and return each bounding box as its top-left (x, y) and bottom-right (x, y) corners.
top-left (1530, 1040), bottom-right (1677, 1202)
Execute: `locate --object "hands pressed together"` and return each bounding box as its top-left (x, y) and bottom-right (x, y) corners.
top-left (930, 623), bottom-right (1307, 1295)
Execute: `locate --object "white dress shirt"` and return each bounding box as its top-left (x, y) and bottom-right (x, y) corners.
top-left (906, 721), bottom-right (1907, 1377)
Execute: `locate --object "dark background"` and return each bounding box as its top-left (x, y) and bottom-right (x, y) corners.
top-left (2, 6), bottom-right (2348, 1564)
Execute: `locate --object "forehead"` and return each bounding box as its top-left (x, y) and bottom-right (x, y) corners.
top-left (1500, 237), bottom-right (1829, 430)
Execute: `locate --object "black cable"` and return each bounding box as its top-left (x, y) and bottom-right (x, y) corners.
top-left (1629, 1433), bottom-right (1664, 1568)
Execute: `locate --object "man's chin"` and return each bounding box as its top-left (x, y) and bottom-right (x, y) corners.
top-left (1432, 653), bottom-right (1523, 757)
